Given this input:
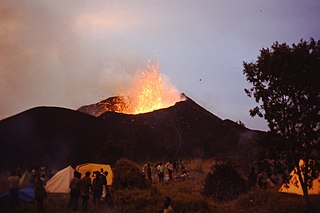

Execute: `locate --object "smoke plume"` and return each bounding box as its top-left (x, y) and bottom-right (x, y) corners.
top-left (0, 0), bottom-right (148, 119)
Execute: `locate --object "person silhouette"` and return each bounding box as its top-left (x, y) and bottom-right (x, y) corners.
top-left (163, 197), bottom-right (174, 213)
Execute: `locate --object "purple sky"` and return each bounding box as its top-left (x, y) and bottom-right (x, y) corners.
top-left (1, 0), bottom-right (319, 131)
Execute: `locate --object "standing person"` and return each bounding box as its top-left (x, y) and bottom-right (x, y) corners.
top-left (165, 161), bottom-right (174, 181)
top-left (8, 170), bottom-right (19, 208)
top-left (163, 197), bottom-right (174, 213)
top-left (40, 165), bottom-right (46, 179)
top-left (142, 162), bottom-right (148, 178)
top-left (92, 171), bottom-right (102, 206)
top-left (173, 160), bottom-right (178, 174)
top-left (100, 170), bottom-right (109, 204)
top-left (34, 174), bottom-right (47, 212)
top-left (30, 168), bottom-right (38, 184)
top-left (180, 160), bottom-right (186, 173)
top-left (157, 162), bottom-right (164, 181)
top-left (81, 171), bottom-right (92, 211)
top-left (68, 171), bottom-right (81, 210)
top-left (147, 163), bottom-right (152, 183)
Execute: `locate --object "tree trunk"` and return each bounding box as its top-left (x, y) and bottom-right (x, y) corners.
top-left (296, 160), bottom-right (313, 213)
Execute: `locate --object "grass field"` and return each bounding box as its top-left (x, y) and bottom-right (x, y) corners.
top-left (0, 159), bottom-right (319, 213)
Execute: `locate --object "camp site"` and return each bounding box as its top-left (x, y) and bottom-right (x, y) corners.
top-left (1, 158), bottom-right (320, 213)
top-left (1, 1), bottom-right (320, 213)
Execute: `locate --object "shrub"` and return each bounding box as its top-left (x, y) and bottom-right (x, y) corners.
top-left (113, 158), bottom-right (149, 190)
top-left (202, 161), bottom-right (247, 201)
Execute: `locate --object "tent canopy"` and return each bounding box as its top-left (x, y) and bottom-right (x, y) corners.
top-left (19, 170), bottom-right (31, 187)
top-left (279, 160), bottom-right (320, 195)
top-left (45, 165), bottom-right (74, 193)
top-left (76, 163), bottom-right (113, 185)
top-left (0, 185), bottom-right (34, 203)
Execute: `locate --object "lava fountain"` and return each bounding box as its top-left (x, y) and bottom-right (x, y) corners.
top-left (118, 63), bottom-right (184, 114)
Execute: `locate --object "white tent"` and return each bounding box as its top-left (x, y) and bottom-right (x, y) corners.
top-left (19, 170), bottom-right (31, 187)
top-left (279, 160), bottom-right (320, 195)
top-left (45, 165), bottom-right (74, 193)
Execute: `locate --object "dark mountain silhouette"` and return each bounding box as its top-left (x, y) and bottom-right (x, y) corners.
top-left (96, 95), bottom-right (263, 163)
top-left (0, 95), bottom-right (264, 170)
top-left (0, 107), bottom-right (110, 169)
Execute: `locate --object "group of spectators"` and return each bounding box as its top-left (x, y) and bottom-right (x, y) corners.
top-left (6, 165), bottom-right (111, 212)
top-left (6, 163), bottom-right (177, 212)
top-left (68, 169), bottom-right (110, 211)
top-left (143, 159), bottom-right (188, 183)
top-left (7, 165), bottom-right (48, 212)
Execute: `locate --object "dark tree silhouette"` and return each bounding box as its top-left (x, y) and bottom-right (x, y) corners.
top-left (202, 161), bottom-right (247, 200)
top-left (243, 38), bottom-right (320, 210)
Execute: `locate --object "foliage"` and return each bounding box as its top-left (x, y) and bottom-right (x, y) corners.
top-left (202, 161), bottom-right (247, 200)
top-left (255, 133), bottom-right (290, 180)
top-left (113, 158), bottom-right (149, 190)
top-left (243, 38), bottom-right (320, 200)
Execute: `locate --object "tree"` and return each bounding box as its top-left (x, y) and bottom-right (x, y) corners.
top-left (202, 160), bottom-right (247, 200)
top-left (243, 38), bottom-right (320, 209)
top-left (113, 159), bottom-right (149, 190)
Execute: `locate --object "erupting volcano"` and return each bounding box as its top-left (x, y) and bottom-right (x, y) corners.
top-left (78, 63), bottom-right (185, 116)
top-left (120, 63), bottom-right (183, 114)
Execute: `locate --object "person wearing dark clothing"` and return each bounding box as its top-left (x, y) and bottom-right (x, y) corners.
top-left (81, 171), bottom-right (92, 211)
top-left (180, 160), bottom-right (186, 174)
top-left (30, 168), bottom-right (38, 184)
top-left (157, 162), bottom-right (164, 181)
top-left (147, 163), bottom-right (152, 183)
top-left (165, 161), bottom-right (174, 181)
top-left (68, 171), bottom-right (81, 210)
top-left (173, 160), bottom-right (178, 173)
top-left (100, 170), bottom-right (107, 186)
top-left (92, 171), bottom-right (102, 206)
top-left (163, 197), bottom-right (174, 213)
top-left (34, 174), bottom-right (46, 212)
top-left (8, 171), bottom-right (19, 208)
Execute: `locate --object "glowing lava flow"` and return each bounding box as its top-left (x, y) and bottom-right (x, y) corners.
top-left (119, 63), bottom-right (183, 114)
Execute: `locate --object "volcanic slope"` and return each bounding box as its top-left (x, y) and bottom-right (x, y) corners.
top-left (0, 107), bottom-right (110, 169)
top-left (0, 95), bottom-right (263, 169)
top-left (90, 95), bottom-right (263, 163)
top-left (78, 96), bottom-right (126, 116)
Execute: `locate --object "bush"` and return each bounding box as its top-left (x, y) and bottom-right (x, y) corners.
top-left (202, 161), bottom-right (247, 201)
top-left (113, 158), bottom-right (149, 190)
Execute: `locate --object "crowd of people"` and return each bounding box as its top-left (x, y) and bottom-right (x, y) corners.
top-left (7, 165), bottom-right (48, 211)
top-left (68, 169), bottom-right (110, 211)
top-left (142, 159), bottom-right (188, 183)
top-left (6, 162), bottom-right (178, 212)
top-left (6, 165), bottom-right (111, 212)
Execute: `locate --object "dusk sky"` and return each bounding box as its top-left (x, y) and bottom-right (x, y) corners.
top-left (1, 0), bottom-right (319, 131)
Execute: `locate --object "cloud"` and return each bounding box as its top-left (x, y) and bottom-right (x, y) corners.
top-left (0, 1), bottom-right (148, 119)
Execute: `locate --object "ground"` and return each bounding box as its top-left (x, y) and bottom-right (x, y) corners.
top-left (0, 159), bottom-right (319, 212)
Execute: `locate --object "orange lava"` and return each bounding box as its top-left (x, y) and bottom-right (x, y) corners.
top-left (119, 63), bottom-right (183, 114)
